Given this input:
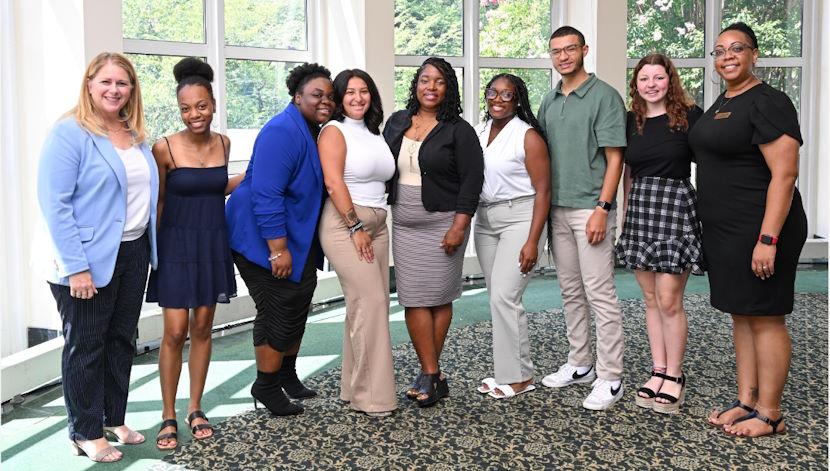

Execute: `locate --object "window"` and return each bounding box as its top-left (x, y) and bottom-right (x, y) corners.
top-left (122, 0), bottom-right (313, 173)
top-left (394, 0), bottom-right (558, 125)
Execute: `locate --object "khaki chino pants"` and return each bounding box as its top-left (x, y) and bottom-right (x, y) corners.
top-left (319, 200), bottom-right (397, 413)
top-left (551, 206), bottom-right (624, 381)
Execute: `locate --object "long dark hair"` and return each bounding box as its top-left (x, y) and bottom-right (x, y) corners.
top-left (331, 69), bottom-right (384, 135)
top-left (483, 73), bottom-right (547, 145)
top-left (405, 57), bottom-right (462, 122)
top-left (628, 54), bottom-right (694, 134)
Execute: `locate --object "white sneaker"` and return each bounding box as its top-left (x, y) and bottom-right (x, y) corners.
top-left (541, 363), bottom-right (596, 388)
top-left (582, 378), bottom-right (624, 411)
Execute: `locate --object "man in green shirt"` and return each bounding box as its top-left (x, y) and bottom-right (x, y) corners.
top-left (537, 26), bottom-right (627, 411)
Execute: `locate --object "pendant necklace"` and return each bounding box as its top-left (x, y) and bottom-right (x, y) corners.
top-left (408, 116), bottom-right (423, 173)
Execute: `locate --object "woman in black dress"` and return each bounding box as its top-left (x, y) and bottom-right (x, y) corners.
top-left (689, 22), bottom-right (807, 437)
top-left (147, 58), bottom-right (243, 449)
top-left (616, 54), bottom-right (704, 414)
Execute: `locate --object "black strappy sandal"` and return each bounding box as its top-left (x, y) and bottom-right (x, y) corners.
top-left (728, 410), bottom-right (787, 437)
top-left (156, 419), bottom-right (178, 451)
top-left (186, 410), bottom-right (214, 440)
top-left (634, 370), bottom-right (668, 409)
top-left (652, 373), bottom-right (686, 414)
top-left (708, 399), bottom-right (754, 427)
top-left (415, 373), bottom-right (441, 408)
top-left (405, 372), bottom-right (424, 400)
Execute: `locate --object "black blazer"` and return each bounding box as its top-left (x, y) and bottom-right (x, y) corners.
top-left (383, 110), bottom-right (483, 215)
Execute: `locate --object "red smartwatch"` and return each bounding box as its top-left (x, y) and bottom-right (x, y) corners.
top-left (758, 234), bottom-right (779, 245)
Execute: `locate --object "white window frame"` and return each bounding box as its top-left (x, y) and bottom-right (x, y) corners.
top-left (122, 0), bottom-right (316, 167)
top-left (626, 0), bottom-right (819, 238)
top-left (394, 0), bottom-right (565, 124)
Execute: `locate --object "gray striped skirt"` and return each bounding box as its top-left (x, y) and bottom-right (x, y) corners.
top-left (391, 184), bottom-right (469, 308)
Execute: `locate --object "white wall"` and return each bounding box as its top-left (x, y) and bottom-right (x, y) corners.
top-left (816, 0), bottom-right (829, 239)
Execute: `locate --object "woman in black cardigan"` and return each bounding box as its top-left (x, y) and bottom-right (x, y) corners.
top-left (383, 57), bottom-right (483, 407)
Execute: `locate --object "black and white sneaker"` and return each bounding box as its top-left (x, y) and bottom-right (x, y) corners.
top-left (582, 378), bottom-right (624, 410)
top-left (541, 363), bottom-right (596, 388)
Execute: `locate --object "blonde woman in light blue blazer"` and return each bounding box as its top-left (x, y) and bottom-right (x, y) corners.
top-left (37, 52), bottom-right (158, 463)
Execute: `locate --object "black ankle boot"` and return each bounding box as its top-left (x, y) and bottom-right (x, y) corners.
top-left (278, 355), bottom-right (317, 399)
top-left (251, 370), bottom-right (303, 416)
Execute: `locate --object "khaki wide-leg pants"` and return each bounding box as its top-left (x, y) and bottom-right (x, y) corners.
top-left (319, 200), bottom-right (397, 413)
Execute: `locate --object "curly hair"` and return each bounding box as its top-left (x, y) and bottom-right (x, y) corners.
top-left (405, 57), bottom-right (462, 122)
top-left (331, 69), bottom-right (384, 135)
top-left (286, 63), bottom-right (331, 97)
top-left (628, 54), bottom-right (694, 135)
top-left (483, 73), bottom-right (547, 145)
top-left (173, 57), bottom-right (214, 98)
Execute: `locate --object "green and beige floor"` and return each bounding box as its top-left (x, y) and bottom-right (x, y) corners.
top-left (1, 266), bottom-right (827, 470)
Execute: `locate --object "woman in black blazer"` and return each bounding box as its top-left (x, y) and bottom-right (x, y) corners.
top-left (383, 57), bottom-right (484, 407)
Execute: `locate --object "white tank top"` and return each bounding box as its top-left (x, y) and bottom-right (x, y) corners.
top-left (475, 116), bottom-right (536, 204)
top-left (115, 145), bottom-right (151, 241)
top-left (321, 117), bottom-right (395, 208)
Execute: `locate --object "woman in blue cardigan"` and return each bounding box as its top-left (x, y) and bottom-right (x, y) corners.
top-left (37, 52), bottom-right (158, 463)
top-left (226, 63), bottom-right (333, 416)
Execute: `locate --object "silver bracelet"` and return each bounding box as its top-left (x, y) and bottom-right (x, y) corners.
top-left (268, 252), bottom-right (283, 261)
top-left (348, 221), bottom-right (364, 237)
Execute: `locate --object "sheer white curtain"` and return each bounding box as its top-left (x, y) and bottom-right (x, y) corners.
top-left (1, 0), bottom-right (28, 356)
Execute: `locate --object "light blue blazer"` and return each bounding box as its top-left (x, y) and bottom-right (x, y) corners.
top-left (37, 118), bottom-right (159, 287)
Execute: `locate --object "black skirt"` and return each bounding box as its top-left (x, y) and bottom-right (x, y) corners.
top-left (616, 177), bottom-right (705, 275)
top-left (233, 251), bottom-right (317, 351)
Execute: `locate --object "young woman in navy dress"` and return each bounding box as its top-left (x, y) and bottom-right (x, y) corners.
top-left (147, 57), bottom-right (243, 449)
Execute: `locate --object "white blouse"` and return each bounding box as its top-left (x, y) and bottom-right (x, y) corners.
top-left (475, 116), bottom-right (535, 204)
top-left (115, 145), bottom-right (151, 241)
top-left (322, 117), bottom-right (395, 208)
top-left (397, 136), bottom-right (423, 187)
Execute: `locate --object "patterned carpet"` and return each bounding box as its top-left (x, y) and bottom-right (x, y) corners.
top-left (153, 293), bottom-right (828, 470)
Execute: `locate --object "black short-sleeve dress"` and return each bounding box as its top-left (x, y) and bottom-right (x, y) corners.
top-left (688, 83), bottom-right (807, 315)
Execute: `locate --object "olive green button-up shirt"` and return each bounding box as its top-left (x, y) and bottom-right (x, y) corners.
top-left (537, 73), bottom-right (627, 209)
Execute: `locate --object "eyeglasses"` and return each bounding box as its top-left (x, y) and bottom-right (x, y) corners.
top-left (485, 88), bottom-right (515, 101)
top-left (548, 44), bottom-right (581, 57)
top-left (710, 42), bottom-right (755, 58)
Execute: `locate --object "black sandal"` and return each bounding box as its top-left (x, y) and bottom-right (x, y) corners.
top-left (634, 370), bottom-right (668, 409)
top-left (652, 373), bottom-right (685, 414)
top-left (415, 373), bottom-right (441, 408)
top-left (728, 410), bottom-right (787, 437)
top-left (405, 372), bottom-right (424, 400)
top-left (708, 399), bottom-right (754, 427)
top-left (156, 419), bottom-right (178, 451)
top-left (185, 410), bottom-right (213, 440)
top-left (437, 372), bottom-right (449, 399)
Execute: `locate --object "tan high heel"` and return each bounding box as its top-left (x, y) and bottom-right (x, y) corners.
top-left (70, 440), bottom-right (122, 463)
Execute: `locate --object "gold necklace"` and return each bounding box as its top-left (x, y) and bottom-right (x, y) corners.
top-left (407, 116), bottom-right (422, 172)
top-left (716, 79), bottom-right (758, 113)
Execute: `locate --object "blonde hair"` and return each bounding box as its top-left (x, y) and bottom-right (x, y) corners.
top-left (67, 52), bottom-right (147, 143)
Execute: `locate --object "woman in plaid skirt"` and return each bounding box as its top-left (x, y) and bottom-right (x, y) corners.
top-left (615, 54), bottom-right (705, 414)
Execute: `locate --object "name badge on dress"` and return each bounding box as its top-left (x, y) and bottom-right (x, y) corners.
top-left (714, 112), bottom-right (732, 120)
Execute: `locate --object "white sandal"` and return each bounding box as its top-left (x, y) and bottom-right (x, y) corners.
top-left (477, 377), bottom-right (498, 394)
top-left (488, 384), bottom-right (536, 399)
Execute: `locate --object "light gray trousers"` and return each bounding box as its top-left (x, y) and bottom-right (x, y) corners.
top-left (474, 196), bottom-right (539, 384)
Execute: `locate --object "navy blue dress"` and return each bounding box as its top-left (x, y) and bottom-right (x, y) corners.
top-left (146, 138), bottom-right (236, 308)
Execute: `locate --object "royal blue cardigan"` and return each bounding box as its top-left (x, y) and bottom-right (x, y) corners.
top-left (225, 103), bottom-right (325, 282)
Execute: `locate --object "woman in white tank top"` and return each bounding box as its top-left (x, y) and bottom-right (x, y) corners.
top-left (473, 74), bottom-right (551, 399)
top-left (317, 69), bottom-right (398, 417)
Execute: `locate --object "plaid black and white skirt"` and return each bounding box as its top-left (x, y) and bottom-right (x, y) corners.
top-left (615, 176), bottom-right (705, 275)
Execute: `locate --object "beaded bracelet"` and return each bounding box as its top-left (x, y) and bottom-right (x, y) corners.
top-left (268, 252), bottom-right (283, 261)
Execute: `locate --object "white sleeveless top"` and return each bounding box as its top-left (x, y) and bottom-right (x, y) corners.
top-left (115, 145), bottom-right (151, 241)
top-left (322, 117), bottom-right (395, 208)
top-left (475, 116), bottom-right (535, 204)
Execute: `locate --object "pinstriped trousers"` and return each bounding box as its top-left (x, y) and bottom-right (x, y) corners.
top-left (49, 233), bottom-right (150, 441)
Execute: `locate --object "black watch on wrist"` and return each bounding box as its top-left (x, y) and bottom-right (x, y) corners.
top-left (596, 200), bottom-right (612, 212)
